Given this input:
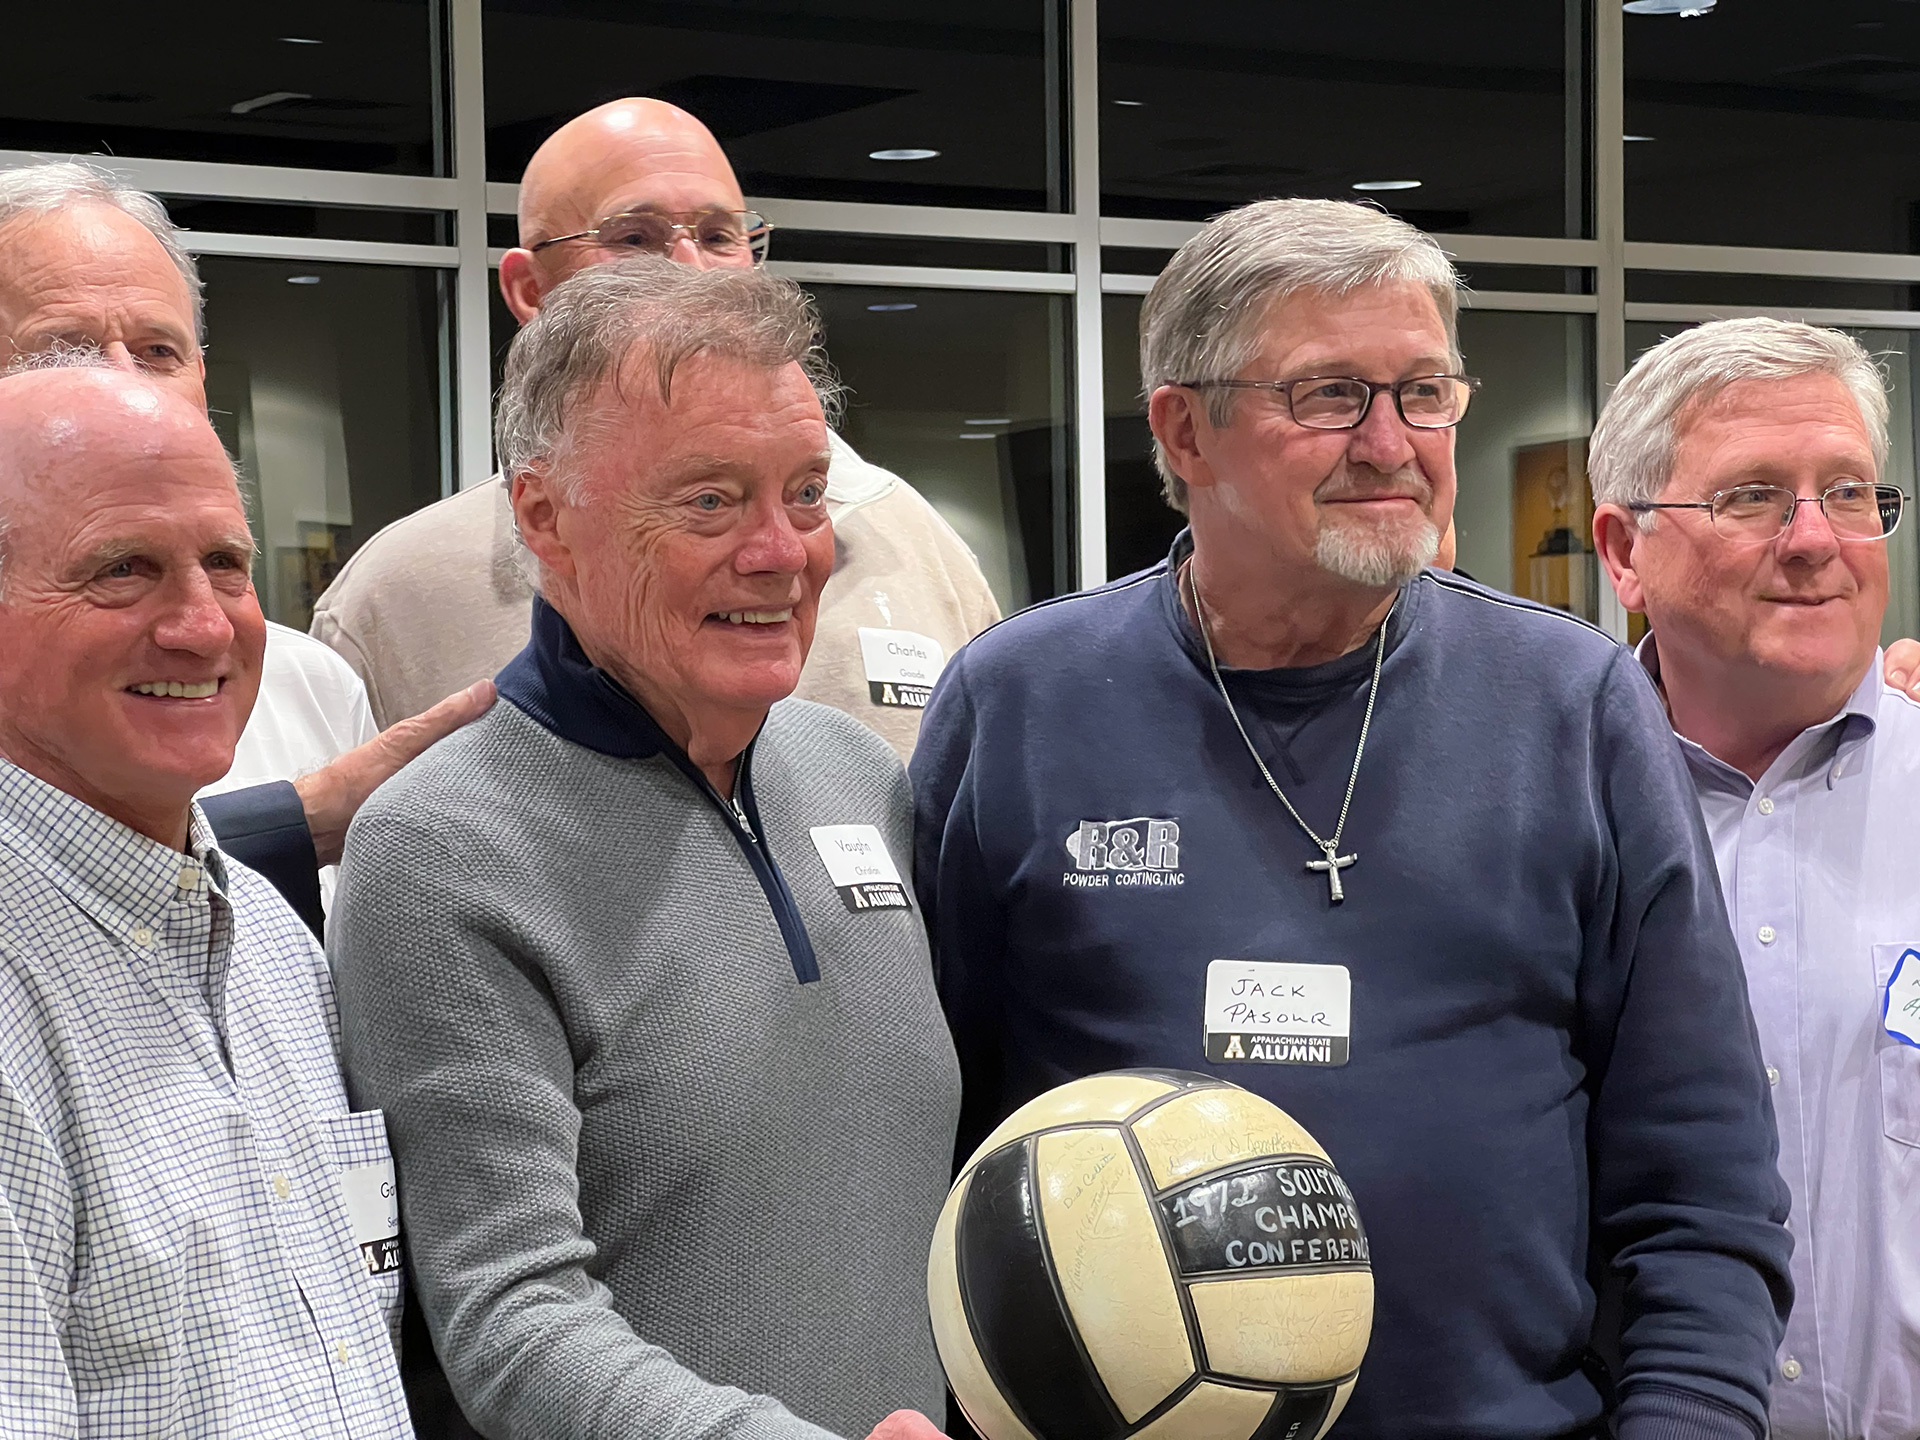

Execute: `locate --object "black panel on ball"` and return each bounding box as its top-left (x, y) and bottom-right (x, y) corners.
top-left (956, 1140), bottom-right (1124, 1440)
top-left (1249, 1385), bottom-right (1337, 1440)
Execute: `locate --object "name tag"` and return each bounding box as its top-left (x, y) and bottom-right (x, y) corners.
top-left (858, 627), bottom-right (946, 709)
top-left (1204, 960), bottom-right (1351, 1067)
top-left (809, 824), bottom-right (910, 912)
top-left (1885, 947), bottom-right (1920, 1048)
top-left (339, 1161), bottom-right (402, 1275)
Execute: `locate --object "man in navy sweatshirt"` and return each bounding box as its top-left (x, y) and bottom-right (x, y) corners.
top-left (911, 199), bottom-right (1792, 1440)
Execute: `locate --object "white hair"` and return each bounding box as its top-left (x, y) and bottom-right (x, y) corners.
top-left (1139, 198), bottom-right (1462, 512)
top-left (0, 162), bottom-right (204, 341)
top-left (1589, 317), bottom-right (1890, 528)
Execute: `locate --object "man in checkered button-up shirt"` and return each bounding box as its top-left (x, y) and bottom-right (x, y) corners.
top-left (0, 363), bottom-right (412, 1437)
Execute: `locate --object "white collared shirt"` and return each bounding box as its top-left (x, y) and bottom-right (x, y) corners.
top-left (0, 758), bottom-right (411, 1437)
top-left (1650, 642), bottom-right (1920, 1439)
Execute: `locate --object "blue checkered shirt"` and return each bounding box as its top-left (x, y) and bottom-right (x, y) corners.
top-left (0, 759), bottom-right (413, 1438)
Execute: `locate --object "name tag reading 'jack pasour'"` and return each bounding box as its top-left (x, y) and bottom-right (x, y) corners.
top-left (1204, 959), bottom-right (1352, 1067)
top-left (858, 627), bottom-right (946, 709)
top-left (809, 824), bottom-right (910, 912)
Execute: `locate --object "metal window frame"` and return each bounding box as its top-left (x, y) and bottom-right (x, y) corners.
top-left (20, 2), bottom-right (1920, 622)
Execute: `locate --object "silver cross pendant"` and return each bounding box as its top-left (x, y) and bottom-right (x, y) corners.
top-left (1305, 844), bottom-right (1357, 904)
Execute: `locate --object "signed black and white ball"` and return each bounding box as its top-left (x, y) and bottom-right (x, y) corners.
top-left (928, 1070), bottom-right (1372, 1440)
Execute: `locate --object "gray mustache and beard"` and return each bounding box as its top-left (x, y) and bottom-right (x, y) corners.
top-left (1311, 463), bottom-right (1440, 588)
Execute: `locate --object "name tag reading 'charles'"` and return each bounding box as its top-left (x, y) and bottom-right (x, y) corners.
top-left (857, 627), bottom-right (946, 709)
top-left (809, 825), bottom-right (910, 912)
top-left (1204, 960), bottom-right (1352, 1067)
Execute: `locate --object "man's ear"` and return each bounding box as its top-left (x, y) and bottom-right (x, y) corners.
top-left (1147, 385), bottom-right (1216, 495)
top-left (509, 468), bottom-right (576, 587)
top-left (1593, 503), bottom-right (1649, 615)
top-left (497, 250), bottom-right (546, 326)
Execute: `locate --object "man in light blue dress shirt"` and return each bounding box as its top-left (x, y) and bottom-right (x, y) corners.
top-left (1594, 317), bottom-right (1920, 1440)
top-left (0, 361), bottom-right (412, 1436)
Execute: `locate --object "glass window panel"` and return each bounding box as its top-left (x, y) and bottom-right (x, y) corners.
top-left (1626, 3), bottom-right (1920, 252)
top-left (1099, 0), bottom-right (1584, 235)
top-left (482, 1), bottom-right (1064, 210)
top-left (1, 2), bottom-right (443, 174)
top-left (767, 232), bottom-right (1068, 272)
top-left (200, 257), bottom-right (451, 630)
top-left (161, 199), bottom-right (452, 247)
top-left (1628, 271), bottom-right (1920, 312)
top-left (1626, 320), bottom-right (1920, 650)
top-left (812, 284), bottom-right (1073, 611)
top-left (1451, 310), bottom-right (1597, 615)
top-left (1103, 296), bottom-right (1599, 614)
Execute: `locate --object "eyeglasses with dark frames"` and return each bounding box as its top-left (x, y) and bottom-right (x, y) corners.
top-left (529, 208), bottom-right (773, 265)
top-left (1177, 373), bottom-right (1482, 431)
top-left (1627, 481), bottom-right (1907, 544)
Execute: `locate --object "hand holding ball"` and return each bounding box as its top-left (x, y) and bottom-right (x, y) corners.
top-left (928, 1071), bottom-right (1372, 1440)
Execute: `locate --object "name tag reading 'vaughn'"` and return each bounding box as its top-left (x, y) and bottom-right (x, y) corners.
top-left (1204, 960), bottom-right (1352, 1067)
top-left (809, 824), bottom-right (910, 912)
top-left (857, 627), bottom-right (946, 709)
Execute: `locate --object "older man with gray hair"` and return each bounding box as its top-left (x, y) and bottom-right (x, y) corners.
top-left (0, 160), bottom-right (493, 932)
top-left (328, 256), bottom-right (958, 1440)
top-left (914, 198), bottom-right (1793, 1440)
top-left (1593, 317), bottom-right (1920, 1440)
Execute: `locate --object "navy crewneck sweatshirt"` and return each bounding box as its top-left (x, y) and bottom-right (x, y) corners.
top-left (911, 535), bottom-right (1792, 1440)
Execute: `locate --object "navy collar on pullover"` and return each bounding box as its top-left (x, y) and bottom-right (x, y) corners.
top-left (495, 595), bottom-right (820, 982)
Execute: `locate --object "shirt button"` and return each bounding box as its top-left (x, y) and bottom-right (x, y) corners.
top-left (176, 863), bottom-right (200, 890)
top-left (1782, 1357), bottom-right (1802, 1381)
top-left (1766, 1066), bottom-right (1780, 1086)
top-left (1757, 797), bottom-right (1775, 815)
top-left (1757, 925), bottom-right (1777, 945)
top-left (271, 1174), bottom-right (291, 1201)
top-left (129, 925), bottom-right (153, 949)
top-left (335, 1339), bottom-right (351, 1364)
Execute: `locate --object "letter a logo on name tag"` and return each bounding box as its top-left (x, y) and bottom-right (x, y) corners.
top-left (809, 824), bottom-right (910, 912)
top-left (857, 628), bottom-right (946, 709)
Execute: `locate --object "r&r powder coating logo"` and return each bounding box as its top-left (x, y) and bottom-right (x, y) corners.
top-left (1062, 817), bottom-right (1184, 889)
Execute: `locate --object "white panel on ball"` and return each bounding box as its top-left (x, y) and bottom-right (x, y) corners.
top-left (1034, 1127), bottom-right (1193, 1421)
top-left (964, 1073), bottom-right (1180, 1172)
top-left (1187, 1271), bottom-right (1374, 1384)
top-left (1129, 1086), bottom-right (1330, 1191)
top-left (1126, 1383), bottom-right (1277, 1440)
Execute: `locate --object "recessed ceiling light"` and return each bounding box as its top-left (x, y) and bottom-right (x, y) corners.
top-left (1622, 0), bottom-right (1715, 13)
top-left (231, 90), bottom-right (312, 115)
top-left (279, 35), bottom-right (323, 43)
top-left (1625, 134), bottom-right (1656, 141)
top-left (87, 92), bottom-right (155, 105)
top-left (958, 432), bottom-right (998, 441)
top-left (964, 418), bottom-right (1011, 426)
top-left (866, 302), bottom-right (917, 312)
top-left (869, 148), bottom-right (939, 162)
top-left (1352, 179), bottom-right (1422, 191)
top-left (287, 275), bottom-right (322, 285)
top-left (1112, 99), bottom-right (1145, 107)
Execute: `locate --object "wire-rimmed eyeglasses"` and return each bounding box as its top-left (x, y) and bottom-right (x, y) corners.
top-left (1628, 482), bottom-right (1907, 544)
top-left (1177, 373), bottom-right (1481, 430)
top-left (529, 208), bottom-right (773, 265)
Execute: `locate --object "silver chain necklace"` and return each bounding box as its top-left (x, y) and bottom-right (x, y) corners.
top-left (1184, 560), bottom-right (1391, 905)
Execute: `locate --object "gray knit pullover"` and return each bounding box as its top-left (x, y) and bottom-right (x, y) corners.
top-left (328, 601), bottom-right (961, 1440)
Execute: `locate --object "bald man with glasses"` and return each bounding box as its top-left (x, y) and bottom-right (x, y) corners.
top-left (1594, 318), bottom-right (1920, 1440)
top-left (311, 99), bottom-right (1000, 759)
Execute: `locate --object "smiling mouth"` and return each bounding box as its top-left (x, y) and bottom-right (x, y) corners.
top-left (710, 609), bottom-right (794, 626)
top-left (127, 680), bottom-right (221, 699)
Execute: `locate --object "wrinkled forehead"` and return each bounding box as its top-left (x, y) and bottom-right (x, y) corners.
top-left (1670, 373), bottom-right (1878, 486)
top-left (1247, 280), bottom-right (1456, 377)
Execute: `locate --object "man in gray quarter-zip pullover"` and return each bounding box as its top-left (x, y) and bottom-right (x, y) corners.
top-left (327, 257), bottom-right (960, 1440)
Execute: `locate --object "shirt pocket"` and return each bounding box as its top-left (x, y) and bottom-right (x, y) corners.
top-left (1872, 944), bottom-right (1920, 1149)
top-left (321, 1108), bottom-right (404, 1345)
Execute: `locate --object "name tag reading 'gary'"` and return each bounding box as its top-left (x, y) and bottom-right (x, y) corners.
top-left (1204, 960), bottom-right (1352, 1067)
top-left (857, 627), bottom-right (946, 709)
top-left (809, 825), bottom-right (910, 912)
